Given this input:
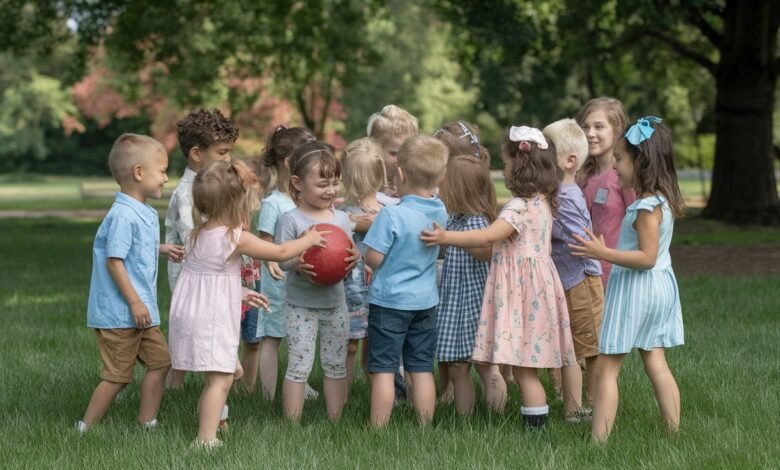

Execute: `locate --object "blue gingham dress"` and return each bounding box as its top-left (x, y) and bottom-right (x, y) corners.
top-left (435, 214), bottom-right (490, 362)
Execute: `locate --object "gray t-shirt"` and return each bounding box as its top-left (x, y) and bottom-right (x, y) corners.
top-left (274, 208), bottom-right (353, 308)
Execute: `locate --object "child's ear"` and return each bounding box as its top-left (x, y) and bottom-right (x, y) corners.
top-left (284, 157), bottom-right (291, 170)
top-left (396, 167), bottom-right (405, 184)
top-left (290, 175), bottom-right (302, 191)
top-left (132, 164), bottom-right (144, 182)
top-left (566, 154), bottom-right (578, 168)
top-left (190, 146), bottom-right (202, 164)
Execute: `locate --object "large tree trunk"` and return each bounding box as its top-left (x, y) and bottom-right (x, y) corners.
top-left (702, 0), bottom-right (779, 225)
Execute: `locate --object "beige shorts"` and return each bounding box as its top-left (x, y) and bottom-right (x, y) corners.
top-left (564, 275), bottom-right (604, 360)
top-left (94, 327), bottom-right (171, 383)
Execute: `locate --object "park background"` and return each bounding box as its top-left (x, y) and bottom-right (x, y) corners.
top-left (1, 0), bottom-right (779, 467)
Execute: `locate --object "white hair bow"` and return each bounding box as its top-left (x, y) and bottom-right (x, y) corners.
top-left (508, 126), bottom-right (548, 149)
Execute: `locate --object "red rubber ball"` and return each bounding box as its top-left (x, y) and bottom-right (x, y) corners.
top-left (302, 223), bottom-right (352, 285)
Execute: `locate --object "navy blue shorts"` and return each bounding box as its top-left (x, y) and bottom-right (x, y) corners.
top-left (367, 304), bottom-right (436, 373)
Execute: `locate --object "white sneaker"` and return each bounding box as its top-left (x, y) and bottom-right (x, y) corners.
top-left (304, 383), bottom-right (320, 400)
top-left (218, 405), bottom-right (229, 431)
top-left (75, 420), bottom-right (89, 434)
top-left (142, 418), bottom-right (158, 429)
top-left (190, 438), bottom-right (223, 450)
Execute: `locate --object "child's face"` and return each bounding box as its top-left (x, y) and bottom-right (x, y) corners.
top-left (613, 141), bottom-right (635, 188)
top-left (381, 136), bottom-right (404, 188)
top-left (581, 109), bottom-right (617, 159)
top-left (191, 142), bottom-right (233, 170)
top-left (295, 165), bottom-right (340, 210)
top-left (139, 151), bottom-right (170, 199)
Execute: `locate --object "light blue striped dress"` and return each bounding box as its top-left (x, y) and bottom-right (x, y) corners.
top-left (599, 195), bottom-right (683, 354)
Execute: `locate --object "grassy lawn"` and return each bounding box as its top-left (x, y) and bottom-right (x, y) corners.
top-left (1, 217), bottom-right (779, 467)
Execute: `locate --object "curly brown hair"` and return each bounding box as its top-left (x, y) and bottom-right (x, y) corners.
top-left (501, 132), bottom-right (559, 213)
top-left (176, 108), bottom-right (239, 162)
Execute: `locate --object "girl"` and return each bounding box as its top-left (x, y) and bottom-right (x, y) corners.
top-left (276, 140), bottom-right (359, 422)
top-left (435, 154), bottom-right (507, 416)
top-left (570, 117), bottom-right (684, 442)
top-left (422, 126), bottom-right (576, 428)
top-left (433, 120), bottom-right (491, 165)
top-left (338, 138), bottom-right (386, 402)
top-left (169, 160), bottom-right (327, 448)
top-left (246, 126), bottom-right (320, 401)
top-left (576, 97), bottom-right (636, 289)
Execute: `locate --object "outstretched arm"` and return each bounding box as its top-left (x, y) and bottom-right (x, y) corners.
top-left (420, 219), bottom-right (515, 249)
top-left (238, 228), bottom-right (327, 263)
top-left (569, 209), bottom-right (661, 270)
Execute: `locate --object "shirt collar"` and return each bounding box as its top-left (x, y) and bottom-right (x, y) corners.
top-left (181, 167), bottom-right (197, 182)
top-left (114, 192), bottom-right (158, 227)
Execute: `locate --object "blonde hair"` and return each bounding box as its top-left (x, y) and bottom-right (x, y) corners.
top-left (397, 135), bottom-right (448, 189)
top-left (433, 121), bottom-right (490, 165)
top-left (575, 97), bottom-right (629, 185)
top-left (440, 156), bottom-right (497, 222)
top-left (191, 159), bottom-right (259, 251)
top-left (108, 133), bottom-right (166, 184)
top-left (342, 138), bottom-right (386, 206)
top-left (366, 104), bottom-right (419, 144)
top-left (543, 118), bottom-right (589, 170)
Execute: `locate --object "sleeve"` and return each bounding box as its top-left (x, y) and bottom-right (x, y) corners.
top-left (257, 198), bottom-right (279, 236)
top-left (105, 215), bottom-right (134, 260)
top-left (275, 213), bottom-right (300, 271)
top-left (466, 214), bottom-right (490, 231)
top-left (497, 198), bottom-right (528, 233)
top-left (363, 209), bottom-right (396, 255)
top-left (176, 197), bottom-right (195, 245)
top-left (630, 196), bottom-right (663, 214)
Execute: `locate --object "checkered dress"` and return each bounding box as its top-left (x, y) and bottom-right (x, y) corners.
top-left (435, 214), bottom-right (490, 362)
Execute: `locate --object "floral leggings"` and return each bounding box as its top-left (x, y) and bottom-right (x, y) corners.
top-left (283, 303), bottom-right (349, 382)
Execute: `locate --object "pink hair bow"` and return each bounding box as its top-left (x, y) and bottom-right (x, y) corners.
top-left (508, 126), bottom-right (548, 151)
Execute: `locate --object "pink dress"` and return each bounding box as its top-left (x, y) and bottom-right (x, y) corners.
top-left (169, 226), bottom-right (243, 373)
top-left (472, 196), bottom-right (576, 368)
top-left (581, 168), bottom-right (636, 288)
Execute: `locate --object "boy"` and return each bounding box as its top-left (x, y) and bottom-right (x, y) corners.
top-left (165, 108), bottom-right (238, 390)
top-left (543, 118), bottom-right (605, 420)
top-left (366, 104), bottom-right (419, 206)
top-left (77, 134), bottom-right (183, 432)
top-left (363, 135), bottom-right (449, 427)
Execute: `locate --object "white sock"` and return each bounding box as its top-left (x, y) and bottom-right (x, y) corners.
top-left (221, 404), bottom-right (229, 421)
top-left (142, 418), bottom-right (158, 429)
top-left (520, 405), bottom-right (549, 416)
top-left (75, 420), bottom-right (89, 433)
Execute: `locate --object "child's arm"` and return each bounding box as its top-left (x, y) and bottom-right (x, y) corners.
top-left (350, 213), bottom-right (375, 233)
top-left (465, 246), bottom-right (492, 262)
top-left (106, 258), bottom-right (150, 329)
top-left (420, 220), bottom-right (514, 249)
top-left (364, 247), bottom-right (384, 271)
top-left (569, 208), bottom-right (661, 270)
top-left (258, 232), bottom-right (286, 280)
top-left (238, 229), bottom-right (327, 263)
top-left (159, 244), bottom-right (185, 262)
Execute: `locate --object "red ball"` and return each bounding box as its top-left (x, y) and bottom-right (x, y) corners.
top-left (302, 223), bottom-right (352, 285)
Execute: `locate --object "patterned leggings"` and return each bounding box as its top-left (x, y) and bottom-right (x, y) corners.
top-left (283, 303), bottom-right (349, 382)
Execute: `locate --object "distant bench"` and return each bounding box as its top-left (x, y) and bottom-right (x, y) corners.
top-left (79, 182), bottom-right (173, 199)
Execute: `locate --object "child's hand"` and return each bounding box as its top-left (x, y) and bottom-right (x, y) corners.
top-left (130, 301), bottom-right (152, 329)
top-left (420, 223), bottom-right (447, 247)
top-left (242, 287), bottom-right (270, 312)
top-left (569, 228), bottom-right (607, 260)
top-left (303, 227), bottom-right (329, 248)
top-left (364, 265), bottom-right (373, 285)
top-left (160, 244), bottom-right (185, 262)
top-left (266, 261), bottom-right (286, 280)
top-left (343, 242), bottom-right (360, 273)
top-left (296, 252), bottom-right (318, 282)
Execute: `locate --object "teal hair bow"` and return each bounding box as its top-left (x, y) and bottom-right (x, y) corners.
top-left (625, 116), bottom-right (662, 145)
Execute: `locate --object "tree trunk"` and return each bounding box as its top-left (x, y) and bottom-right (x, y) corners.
top-left (702, 0), bottom-right (780, 225)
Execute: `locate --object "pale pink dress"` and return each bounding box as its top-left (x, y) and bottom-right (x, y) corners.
top-left (169, 226), bottom-right (243, 373)
top-left (471, 196), bottom-right (576, 368)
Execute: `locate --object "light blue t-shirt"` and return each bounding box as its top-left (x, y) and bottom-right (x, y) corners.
top-left (364, 195), bottom-right (448, 310)
top-left (87, 192), bottom-right (161, 329)
top-left (256, 190), bottom-right (296, 312)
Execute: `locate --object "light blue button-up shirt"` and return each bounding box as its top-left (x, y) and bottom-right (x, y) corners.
top-left (87, 192), bottom-right (160, 329)
top-left (364, 195), bottom-right (448, 310)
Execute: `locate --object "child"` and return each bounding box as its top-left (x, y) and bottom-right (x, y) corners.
top-left (338, 138), bottom-right (386, 401)
top-left (248, 126), bottom-right (320, 400)
top-left (543, 118), bottom-right (605, 419)
top-left (421, 126), bottom-right (576, 428)
top-left (275, 140), bottom-right (359, 423)
top-left (165, 108), bottom-right (238, 389)
top-left (168, 160), bottom-right (327, 448)
top-left (570, 117), bottom-right (684, 442)
top-left (363, 135), bottom-right (449, 427)
top-left (576, 97), bottom-right (636, 289)
top-left (367, 104), bottom-right (419, 206)
top-left (77, 133), bottom-right (184, 433)
top-left (436, 154), bottom-right (507, 416)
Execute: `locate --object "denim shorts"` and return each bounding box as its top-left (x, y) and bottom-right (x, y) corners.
top-left (241, 307), bottom-right (262, 344)
top-left (367, 304), bottom-right (436, 373)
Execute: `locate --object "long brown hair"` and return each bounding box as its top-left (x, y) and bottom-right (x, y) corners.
top-left (257, 126), bottom-right (316, 195)
top-left (433, 121), bottom-right (491, 165)
top-left (621, 123), bottom-right (685, 219)
top-left (575, 97), bottom-right (629, 186)
top-left (502, 132), bottom-right (560, 212)
top-left (191, 159), bottom-right (259, 250)
top-left (286, 141), bottom-right (341, 206)
top-left (440, 155), bottom-right (497, 222)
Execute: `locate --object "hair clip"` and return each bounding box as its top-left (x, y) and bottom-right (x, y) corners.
top-left (457, 121), bottom-right (481, 158)
top-left (625, 116), bottom-right (662, 145)
top-left (509, 126), bottom-right (548, 150)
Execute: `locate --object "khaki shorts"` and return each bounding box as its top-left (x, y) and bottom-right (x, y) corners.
top-left (564, 275), bottom-right (604, 360)
top-left (94, 327), bottom-right (171, 383)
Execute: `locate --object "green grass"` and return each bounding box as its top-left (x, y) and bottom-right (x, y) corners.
top-left (1, 217), bottom-right (779, 467)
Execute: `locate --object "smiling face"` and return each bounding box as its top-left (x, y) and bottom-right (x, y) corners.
top-left (293, 164), bottom-right (340, 210)
top-left (581, 109), bottom-right (618, 159)
top-left (613, 139), bottom-right (635, 189)
top-left (139, 151), bottom-right (170, 199)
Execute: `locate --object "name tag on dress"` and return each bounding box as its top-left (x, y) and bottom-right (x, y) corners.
top-left (594, 188), bottom-right (609, 205)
